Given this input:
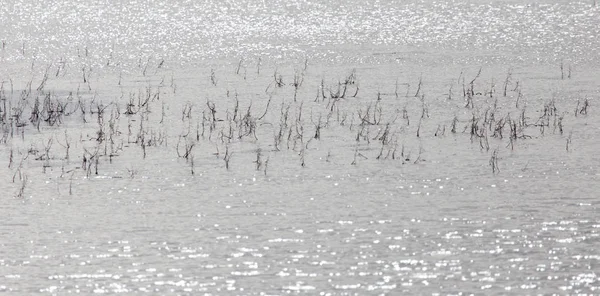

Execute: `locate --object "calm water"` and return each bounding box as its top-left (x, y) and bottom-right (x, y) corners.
top-left (1, 0), bottom-right (599, 294)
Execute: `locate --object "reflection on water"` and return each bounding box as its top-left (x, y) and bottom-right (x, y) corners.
top-left (1, 170), bottom-right (598, 294)
top-left (1, 0), bottom-right (599, 67)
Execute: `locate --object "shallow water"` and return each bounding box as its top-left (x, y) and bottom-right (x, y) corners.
top-left (1, 0), bottom-right (600, 294)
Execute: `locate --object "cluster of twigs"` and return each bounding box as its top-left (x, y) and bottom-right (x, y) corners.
top-left (0, 52), bottom-right (594, 198)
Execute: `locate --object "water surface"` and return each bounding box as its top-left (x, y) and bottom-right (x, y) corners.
top-left (1, 0), bottom-right (599, 294)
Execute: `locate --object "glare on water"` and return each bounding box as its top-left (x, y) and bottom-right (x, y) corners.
top-left (0, 0), bottom-right (599, 294)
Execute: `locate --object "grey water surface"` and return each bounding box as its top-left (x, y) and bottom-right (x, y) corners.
top-left (1, 0), bottom-right (599, 294)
